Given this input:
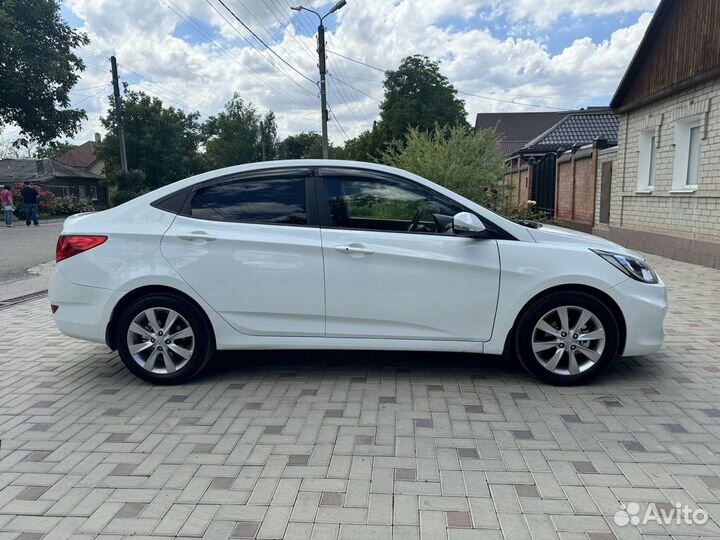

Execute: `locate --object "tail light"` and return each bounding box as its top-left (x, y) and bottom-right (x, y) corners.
top-left (56, 235), bottom-right (107, 263)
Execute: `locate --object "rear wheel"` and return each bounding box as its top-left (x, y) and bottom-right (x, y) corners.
top-left (514, 291), bottom-right (619, 385)
top-left (116, 294), bottom-right (215, 384)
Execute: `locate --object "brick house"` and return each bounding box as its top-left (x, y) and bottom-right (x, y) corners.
top-left (593, 0), bottom-right (720, 268)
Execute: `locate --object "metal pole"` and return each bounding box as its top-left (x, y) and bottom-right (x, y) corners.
top-left (317, 23), bottom-right (329, 159)
top-left (110, 56), bottom-right (128, 173)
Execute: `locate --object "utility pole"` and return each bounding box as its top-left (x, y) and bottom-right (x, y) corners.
top-left (110, 56), bottom-right (128, 173)
top-left (291, 0), bottom-right (347, 160)
top-left (317, 24), bottom-right (329, 159)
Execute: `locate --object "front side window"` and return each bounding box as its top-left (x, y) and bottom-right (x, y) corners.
top-left (191, 177), bottom-right (307, 225)
top-left (325, 176), bottom-right (464, 234)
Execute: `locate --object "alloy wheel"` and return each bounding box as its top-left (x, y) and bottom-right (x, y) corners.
top-left (126, 307), bottom-right (195, 374)
top-left (531, 305), bottom-right (606, 376)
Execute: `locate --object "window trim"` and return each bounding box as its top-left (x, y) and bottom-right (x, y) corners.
top-left (314, 167), bottom-right (514, 240)
top-left (180, 168), bottom-right (319, 227)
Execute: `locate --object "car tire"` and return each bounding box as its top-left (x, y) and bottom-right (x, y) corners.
top-left (514, 291), bottom-right (619, 385)
top-left (116, 293), bottom-right (215, 385)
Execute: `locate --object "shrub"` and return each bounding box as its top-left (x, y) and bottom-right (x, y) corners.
top-left (504, 200), bottom-right (558, 224)
top-left (111, 190), bottom-right (142, 206)
top-left (54, 196), bottom-right (95, 215)
top-left (381, 125), bottom-right (511, 210)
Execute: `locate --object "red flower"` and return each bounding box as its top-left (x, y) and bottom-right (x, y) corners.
top-left (486, 203), bottom-right (493, 209)
top-left (482, 186), bottom-right (489, 192)
top-left (491, 188), bottom-right (498, 195)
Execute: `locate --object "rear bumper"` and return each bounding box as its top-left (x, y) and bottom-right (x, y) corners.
top-left (610, 277), bottom-right (667, 356)
top-left (48, 269), bottom-right (114, 344)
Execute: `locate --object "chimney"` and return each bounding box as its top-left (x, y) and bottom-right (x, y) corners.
top-left (94, 133), bottom-right (102, 144)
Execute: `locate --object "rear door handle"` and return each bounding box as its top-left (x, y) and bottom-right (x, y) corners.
top-left (335, 244), bottom-right (374, 255)
top-left (178, 231), bottom-right (217, 242)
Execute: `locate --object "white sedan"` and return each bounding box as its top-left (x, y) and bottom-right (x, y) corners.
top-left (49, 160), bottom-right (667, 385)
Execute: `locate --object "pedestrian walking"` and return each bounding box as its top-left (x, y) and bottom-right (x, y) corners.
top-left (1, 185), bottom-right (14, 227)
top-left (21, 180), bottom-right (39, 226)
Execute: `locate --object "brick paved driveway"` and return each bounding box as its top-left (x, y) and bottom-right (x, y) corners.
top-left (1, 254), bottom-right (719, 540)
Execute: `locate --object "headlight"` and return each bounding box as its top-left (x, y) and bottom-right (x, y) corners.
top-left (591, 249), bottom-right (658, 284)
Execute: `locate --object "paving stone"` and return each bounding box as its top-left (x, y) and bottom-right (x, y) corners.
top-left (0, 254), bottom-right (717, 538)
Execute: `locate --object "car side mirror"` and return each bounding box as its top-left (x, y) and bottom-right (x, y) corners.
top-left (453, 212), bottom-right (487, 237)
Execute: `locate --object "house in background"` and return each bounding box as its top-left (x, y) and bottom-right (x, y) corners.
top-left (502, 109), bottom-right (619, 218)
top-left (0, 158), bottom-right (109, 208)
top-left (593, 0), bottom-right (720, 269)
top-left (475, 111), bottom-right (571, 157)
top-left (57, 133), bottom-right (105, 177)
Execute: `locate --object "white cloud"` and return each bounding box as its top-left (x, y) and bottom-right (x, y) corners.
top-left (2, 0), bottom-right (656, 147)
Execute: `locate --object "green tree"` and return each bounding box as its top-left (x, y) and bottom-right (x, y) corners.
top-left (343, 56), bottom-right (469, 161)
top-left (381, 125), bottom-right (509, 210)
top-left (278, 132), bottom-right (323, 159)
top-left (97, 88), bottom-right (204, 191)
top-left (203, 94), bottom-right (278, 167)
top-left (36, 142), bottom-right (76, 159)
top-left (106, 169), bottom-right (148, 206)
top-left (0, 0), bottom-right (89, 147)
top-left (380, 56), bottom-right (468, 141)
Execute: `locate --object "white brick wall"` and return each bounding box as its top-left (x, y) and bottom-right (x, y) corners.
top-left (598, 77), bottom-right (720, 242)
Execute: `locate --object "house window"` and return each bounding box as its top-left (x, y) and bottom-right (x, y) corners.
top-left (89, 185), bottom-right (98, 201)
top-left (637, 130), bottom-right (656, 191)
top-left (687, 126), bottom-right (701, 187)
top-left (79, 185), bottom-right (86, 200)
top-left (672, 119), bottom-right (702, 191)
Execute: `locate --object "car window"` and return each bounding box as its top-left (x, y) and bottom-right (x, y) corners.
top-left (325, 176), bottom-right (464, 234)
top-left (190, 177), bottom-right (307, 225)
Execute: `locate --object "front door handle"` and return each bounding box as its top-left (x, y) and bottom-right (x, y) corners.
top-left (178, 231), bottom-right (217, 242)
top-left (335, 244), bottom-right (374, 256)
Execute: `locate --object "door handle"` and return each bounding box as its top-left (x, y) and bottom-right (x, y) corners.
top-left (178, 231), bottom-right (217, 242)
top-left (335, 244), bottom-right (374, 255)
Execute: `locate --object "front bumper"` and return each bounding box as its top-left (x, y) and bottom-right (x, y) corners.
top-left (48, 268), bottom-right (114, 344)
top-left (610, 276), bottom-right (667, 356)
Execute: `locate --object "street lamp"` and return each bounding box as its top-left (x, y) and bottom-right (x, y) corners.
top-left (291, 0), bottom-right (347, 159)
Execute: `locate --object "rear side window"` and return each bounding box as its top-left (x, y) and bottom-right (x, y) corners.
top-left (190, 177), bottom-right (307, 225)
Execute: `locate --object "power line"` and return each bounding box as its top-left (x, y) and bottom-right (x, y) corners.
top-left (204, 0), bottom-right (318, 99)
top-left (214, 0), bottom-right (317, 87)
top-left (159, 0), bottom-right (312, 108)
top-left (455, 90), bottom-right (568, 111)
top-left (327, 102), bottom-right (349, 141)
top-left (326, 50), bottom-right (386, 73)
top-left (328, 74), bottom-right (381, 103)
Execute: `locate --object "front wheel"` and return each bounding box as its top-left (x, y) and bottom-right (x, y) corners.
top-left (514, 291), bottom-right (620, 385)
top-left (116, 294), bottom-right (215, 384)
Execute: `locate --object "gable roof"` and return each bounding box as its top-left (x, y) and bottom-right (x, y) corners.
top-left (519, 110), bottom-right (619, 154)
top-left (475, 111), bottom-right (572, 156)
top-left (57, 141), bottom-right (97, 169)
top-left (611, 0), bottom-right (720, 111)
top-left (0, 158), bottom-right (101, 184)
